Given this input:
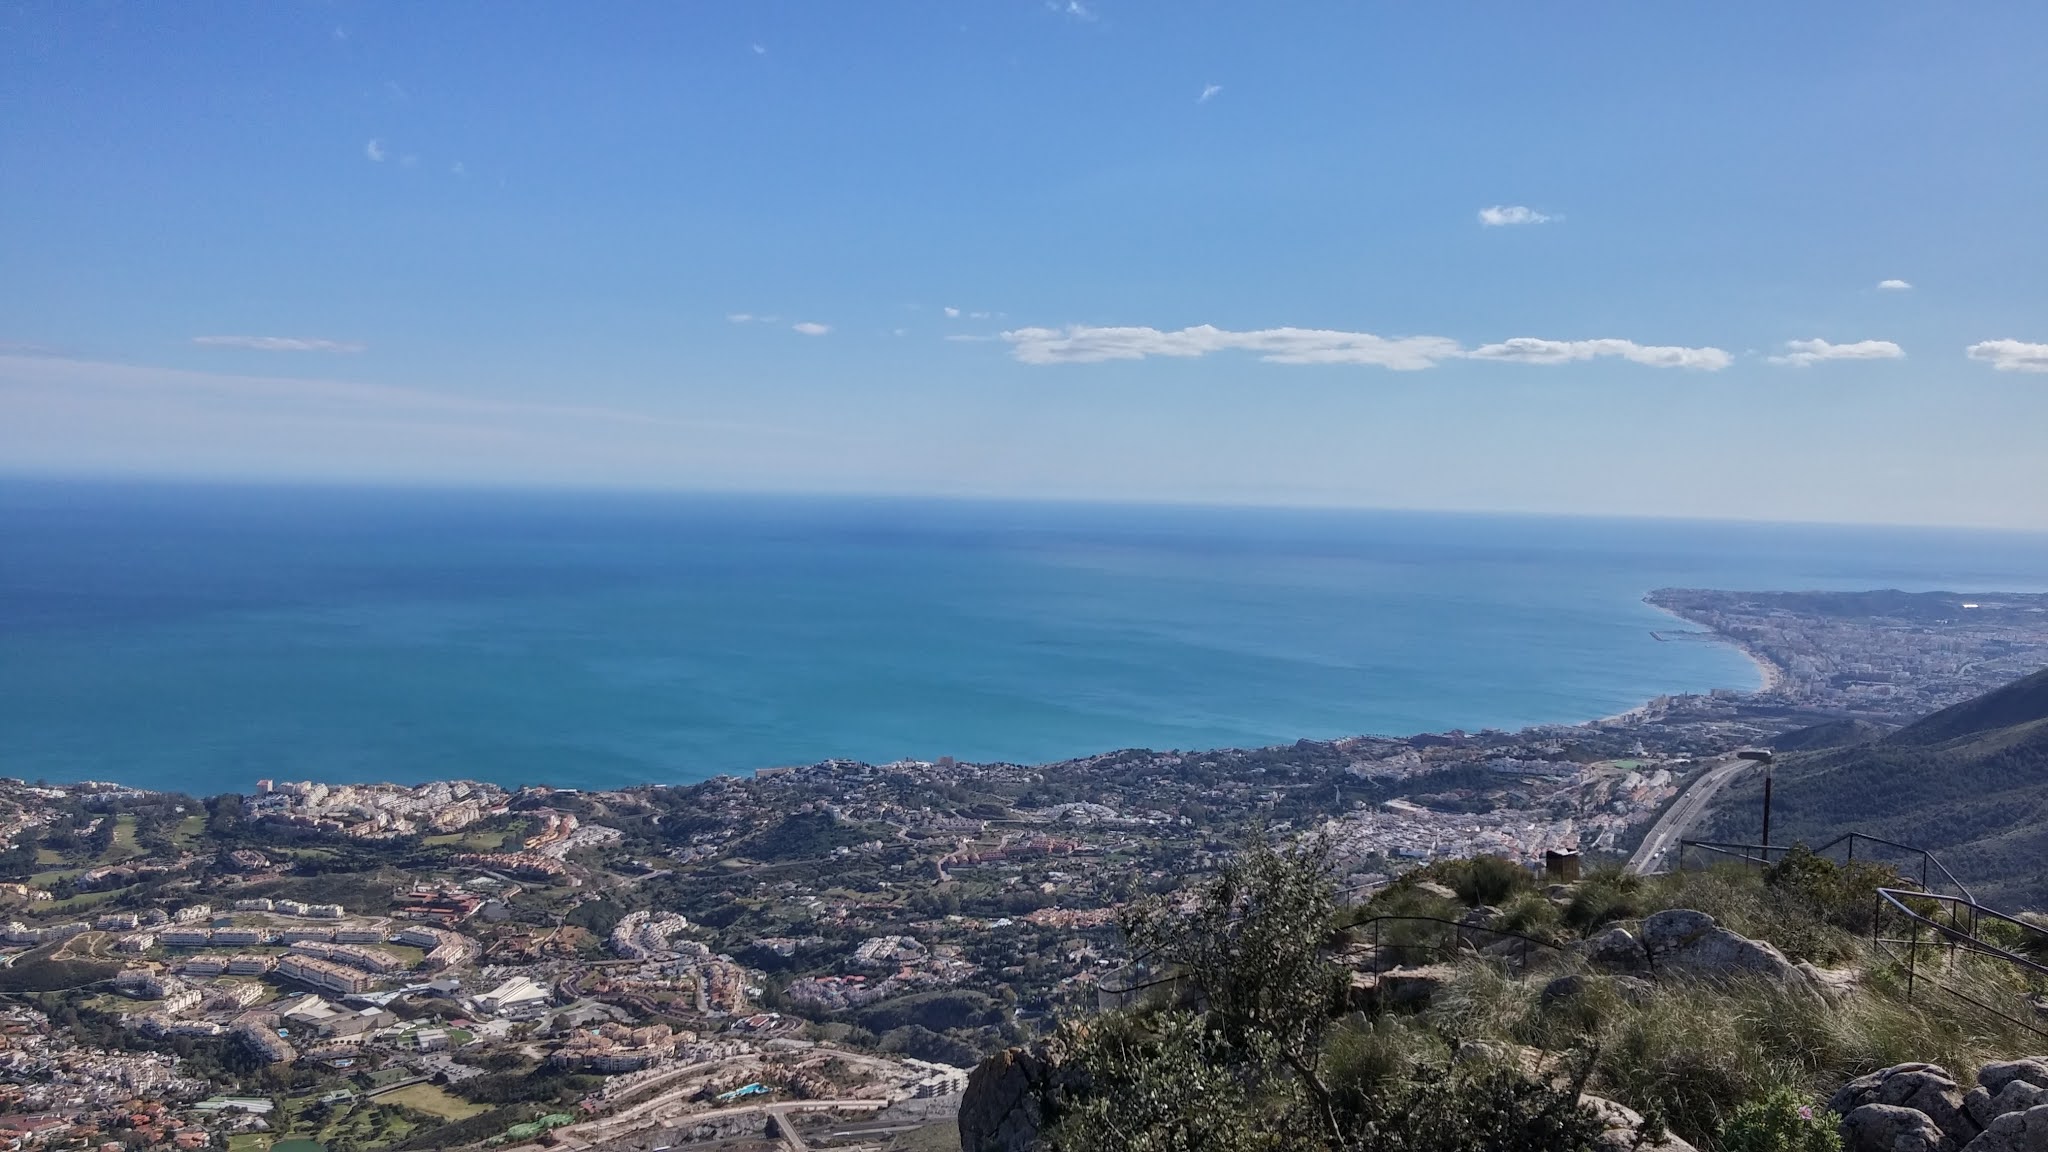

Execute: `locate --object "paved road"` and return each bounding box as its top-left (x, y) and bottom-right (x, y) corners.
top-left (1627, 754), bottom-right (1755, 874)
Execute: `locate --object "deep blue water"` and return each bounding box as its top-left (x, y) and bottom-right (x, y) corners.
top-left (3, 479), bottom-right (2046, 796)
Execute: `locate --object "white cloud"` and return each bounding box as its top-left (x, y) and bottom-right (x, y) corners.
top-left (365, 139), bottom-right (386, 163)
top-left (1003, 325), bottom-right (1461, 370)
top-left (728, 312), bottom-right (782, 324)
top-left (451, 161), bottom-right (466, 177)
top-left (751, 42), bottom-right (767, 55)
top-left (193, 336), bottom-right (365, 353)
top-left (943, 306), bottom-right (961, 319)
top-left (1199, 83), bottom-right (1223, 104)
top-left (1051, 0), bottom-right (1096, 20)
top-left (1468, 337), bottom-right (1731, 370)
top-left (1000, 324), bottom-right (1729, 371)
top-left (1877, 278), bottom-right (1912, 291)
top-left (1966, 339), bottom-right (2048, 374)
top-left (1478, 205), bottom-right (1551, 227)
top-left (1767, 338), bottom-right (1905, 367)
top-left (792, 321), bottom-right (831, 336)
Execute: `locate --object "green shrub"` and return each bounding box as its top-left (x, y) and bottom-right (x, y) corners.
top-left (1718, 1087), bottom-right (1842, 1152)
top-left (1499, 890), bottom-right (1563, 937)
top-left (1452, 856), bottom-right (1534, 908)
top-left (1565, 865), bottom-right (1645, 933)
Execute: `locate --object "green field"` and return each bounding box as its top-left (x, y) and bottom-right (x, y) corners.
top-left (375, 1083), bottom-right (487, 1120)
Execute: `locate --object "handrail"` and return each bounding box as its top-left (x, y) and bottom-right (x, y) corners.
top-left (1675, 832), bottom-right (1975, 905)
top-left (1679, 831), bottom-right (2042, 1038)
top-left (1870, 887), bottom-right (2048, 1039)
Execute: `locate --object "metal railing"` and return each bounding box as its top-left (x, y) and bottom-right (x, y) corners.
top-left (1676, 832), bottom-right (1975, 904)
top-left (1871, 888), bottom-right (2048, 1039)
top-left (1679, 831), bottom-right (2044, 1037)
top-left (1350, 914), bottom-right (1565, 972)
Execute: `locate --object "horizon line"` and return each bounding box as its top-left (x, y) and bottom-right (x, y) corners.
top-left (2, 465), bottom-right (2046, 539)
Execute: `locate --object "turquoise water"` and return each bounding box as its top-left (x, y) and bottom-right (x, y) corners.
top-left (3, 480), bottom-right (2046, 795)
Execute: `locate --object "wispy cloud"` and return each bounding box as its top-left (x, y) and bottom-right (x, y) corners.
top-left (193, 336), bottom-right (365, 353)
top-left (1966, 339), bottom-right (2048, 374)
top-left (1198, 83), bottom-right (1223, 104)
top-left (1767, 338), bottom-right (1905, 367)
top-left (943, 306), bottom-right (961, 319)
top-left (1761, 338), bottom-right (1900, 364)
top-left (1478, 205), bottom-right (1551, 227)
top-left (1877, 278), bottom-right (1912, 291)
top-left (1467, 337), bottom-right (1730, 370)
top-left (1050, 0), bottom-right (1096, 21)
top-left (727, 312), bottom-right (782, 324)
top-left (365, 139), bottom-right (386, 163)
top-left (1000, 324), bottom-right (1728, 371)
top-left (792, 321), bottom-right (831, 336)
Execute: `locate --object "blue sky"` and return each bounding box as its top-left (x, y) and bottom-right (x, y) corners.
top-left (3, 2), bottom-right (2045, 527)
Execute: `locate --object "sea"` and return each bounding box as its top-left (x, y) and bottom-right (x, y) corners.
top-left (3, 479), bottom-right (2046, 797)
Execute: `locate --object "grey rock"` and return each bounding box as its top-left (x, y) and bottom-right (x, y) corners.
top-left (1841, 1103), bottom-right (1949, 1152)
top-left (1542, 973), bottom-right (1589, 1006)
top-left (1798, 959), bottom-right (1862, 1001)
top-left (1968, 1083), bottom-right (2048, 1129)
top-left (1414, 880), bottom-right (1460, 902)
top-left (1961, 1104), bottom-right (2048, 1152)
top-left (1640, 909), bottom-right (1802, 984)
top-left (959, 1042), bottom-right (1084, 1152)
top-left (1641, 908), bottom-right (1718, 953)
top-left (1585, 926), bottom-right (1649, 971)
top-left (1377, 963), bottom-right (1457, 1007)
top-left (1832, 1064), bottom-right (1979, 1151)
top-left (1581, 1094), bottom-right (1699, 1152)
top-left (1981, 1061), bottom-right (2048, 1096)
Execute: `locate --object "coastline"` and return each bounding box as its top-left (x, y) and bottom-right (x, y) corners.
top-left (30, 597), bottom-right (1793, 797)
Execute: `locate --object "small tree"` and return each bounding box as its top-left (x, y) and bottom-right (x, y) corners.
top-left (1121, 832), bottom-right (1349, 1137)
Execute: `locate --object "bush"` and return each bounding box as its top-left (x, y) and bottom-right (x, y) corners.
top-left (1451, 856), bottom-right (1534, 908)
top-left (1565, 866), bottom-right (1645, 933)
top-left (1719, 1087), bottom-right (1843, 1152)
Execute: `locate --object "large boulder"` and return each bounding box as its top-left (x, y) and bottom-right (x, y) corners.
top-left (1842, 1103), bottom-right (1950, 1152)
top-left (959, 1043), bottom-right (1082, 1152)
top-left (1831, 1064), bottom-right (1980, 1151)
top-left (1967, 1082), bottom-right (2048, 1131)
top-left (1580, 1094), bottom-right (1699, 1152)
top-left (1980, 1062), bottom-right (2048, 1097)
top-left (1962, 1104), bottom-right (2048, 1152)
top-left (1640, 908), bottom-right (1803, 984)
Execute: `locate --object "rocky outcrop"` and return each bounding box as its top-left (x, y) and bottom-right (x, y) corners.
top-left (1967, 1082), bottom-right (2048, 1131)
top-left (1582, 926), bottom-right (1650, 972)
top-left (1842, 1103), bottom-right (1950, 1152)
top-left (958, 1043), bottom-right (1082, 1152)
top-left (1964, 1105), bottom-right (2048, 1152)
top-left (1640, 909), bottom-right (1802, 984)
top-left (1831, 1061), bottom-right (2048, 1152)
top-left (1350, 963), bottom-right (1458, 1011)
top-left (1830, 1063), bottom-right (1978, 1151)
top-left (1979, 1061), bottom-right (2048, 1097)
top-left (1580, 1093), bottom-right (1699, 1152)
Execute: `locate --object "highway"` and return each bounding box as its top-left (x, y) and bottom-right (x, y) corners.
top-left (1626, 754), bottom-right (1757, 874)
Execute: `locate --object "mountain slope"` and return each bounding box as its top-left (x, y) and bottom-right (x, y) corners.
top-left (1704, 666), bottom-right (2048, 911)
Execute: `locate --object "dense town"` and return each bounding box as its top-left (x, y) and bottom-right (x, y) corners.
top-left (3, 588), bottom-right (2046, 1152)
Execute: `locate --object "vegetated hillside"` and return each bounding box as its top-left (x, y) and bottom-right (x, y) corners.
top-left (1706, 666), bottom-right (2048, 911)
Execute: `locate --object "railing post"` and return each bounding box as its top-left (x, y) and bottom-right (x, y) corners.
top-left (1906, 924), bottom-right (1918, 1000)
